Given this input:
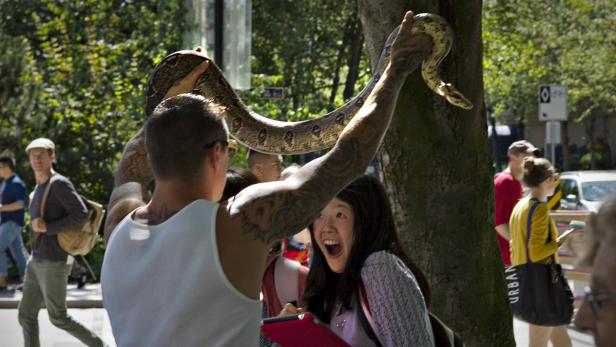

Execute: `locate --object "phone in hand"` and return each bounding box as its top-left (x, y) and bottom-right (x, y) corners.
top-left (557, 220), bottom-right (586, 244)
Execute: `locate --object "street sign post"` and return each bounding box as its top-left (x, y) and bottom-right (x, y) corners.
top-left (545, 121), bottom-right (561, 163)
top-left (538, 85), bottom-right (567, 121)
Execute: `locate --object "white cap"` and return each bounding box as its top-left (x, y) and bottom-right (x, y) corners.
top-left (25, 138), bottom-right (55, 153)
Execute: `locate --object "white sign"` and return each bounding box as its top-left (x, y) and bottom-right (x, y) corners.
top-left (545, 121), bottom-right (561, 144)
top-left (538, 85), bottom-right (567, 121)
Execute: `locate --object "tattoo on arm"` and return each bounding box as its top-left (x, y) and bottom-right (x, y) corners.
top-left (233, 135), bottom-right (368, 244)
top-left (231, 33), bottom-right (428, 244)
top-left (104, 128), bottom-right (153, 239)
top-left (115, 128), bottom-right (153, 191)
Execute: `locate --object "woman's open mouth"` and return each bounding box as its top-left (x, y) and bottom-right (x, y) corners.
top-left (323, 239), bottom-right (342, 257)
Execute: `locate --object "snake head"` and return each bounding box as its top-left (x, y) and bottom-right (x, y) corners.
top-left (440, 83), bottom-right (474, 110)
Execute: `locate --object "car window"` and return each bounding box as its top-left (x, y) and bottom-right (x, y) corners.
top-left (581, 181), bottom-right (616, 201)
top-left (560, 179), bottom-right (578, 198)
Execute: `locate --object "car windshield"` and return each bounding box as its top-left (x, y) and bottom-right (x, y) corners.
top-left (581, 181), bottom-right (616, 201)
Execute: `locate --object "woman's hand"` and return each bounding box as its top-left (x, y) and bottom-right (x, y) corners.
top-left (278, 303), bottom-right (304, 317)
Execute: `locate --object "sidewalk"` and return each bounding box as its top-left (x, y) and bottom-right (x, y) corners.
top-left (0, 283), bottom-right (595, 346)
top-left (0, 308), bottom-right (115, 347)
top-left (0, 283), bottom-right (102, 309)
top-left (513, 318), bottom-right (595, 347)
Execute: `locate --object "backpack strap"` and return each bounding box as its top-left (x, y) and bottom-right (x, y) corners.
top-left (38, 174), bottom-right (58, 220)
top-left (524, 199), bottom-right (542, 264)
top-left (296, 265), bottom-right (308, 308)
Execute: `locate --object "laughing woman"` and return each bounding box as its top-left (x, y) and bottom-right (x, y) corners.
top-left (285, 175), bottom-right (434, 346)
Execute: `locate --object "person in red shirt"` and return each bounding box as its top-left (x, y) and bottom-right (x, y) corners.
top-left (493, 140), bottom-right (539, 266)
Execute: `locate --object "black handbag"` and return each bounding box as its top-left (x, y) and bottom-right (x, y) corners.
top-left (504, 199), bottom-right (574, 326)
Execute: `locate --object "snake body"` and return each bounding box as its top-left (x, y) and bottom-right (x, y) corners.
top-left (145, 13), bottom-right (472, 155)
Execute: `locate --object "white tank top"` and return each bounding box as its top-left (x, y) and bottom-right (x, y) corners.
top-left (102, 200), bottom-right (260, 347)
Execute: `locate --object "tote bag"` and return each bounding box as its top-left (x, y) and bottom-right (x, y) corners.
top-left (505, 200), bottom-right (573, 326)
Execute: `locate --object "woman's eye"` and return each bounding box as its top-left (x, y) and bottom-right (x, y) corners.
top-left (336, 212), bottom-right (345, 219)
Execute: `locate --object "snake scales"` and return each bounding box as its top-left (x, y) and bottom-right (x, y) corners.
top-left (144, 13), bottom-right (473, 155)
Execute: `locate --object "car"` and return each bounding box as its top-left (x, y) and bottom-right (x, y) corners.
top-left (559, 171), bottom-right (616, 212)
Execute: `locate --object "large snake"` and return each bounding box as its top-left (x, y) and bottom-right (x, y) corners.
top-left (145, 13), bottom-right (472, 155)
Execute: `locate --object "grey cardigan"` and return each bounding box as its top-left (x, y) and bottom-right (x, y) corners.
top-left (361, 251), bottom-right (435, 347)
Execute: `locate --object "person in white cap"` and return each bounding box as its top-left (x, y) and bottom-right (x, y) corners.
top-left (18, 138), bottom-right (106, 347)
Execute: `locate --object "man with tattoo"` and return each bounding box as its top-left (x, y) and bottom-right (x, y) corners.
top-left (102, 11), bottom-right (432, 347)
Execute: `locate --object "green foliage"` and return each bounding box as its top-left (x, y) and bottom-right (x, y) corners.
top-left (483, 0), bottom-right (616, 123)
top-left (0, 0), bottom-right (187, 202)
top-left (1, 0), bottom-right (187, 280)
top-left (243, 0), bottom-right (370, 124)
top-left (1, 0), bottom-right (367, 279)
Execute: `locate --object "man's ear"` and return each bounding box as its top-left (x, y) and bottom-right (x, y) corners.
top-left (209, 143), bottom-right (225, 170)
top-left (254, 163), bottom-right (264, 176)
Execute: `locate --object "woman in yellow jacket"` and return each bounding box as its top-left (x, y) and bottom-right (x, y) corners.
top-left (509, 157), bottom-right (572, 347)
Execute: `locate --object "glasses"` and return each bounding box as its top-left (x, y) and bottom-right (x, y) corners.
top-left (584, 286), bottom-right (616, 320)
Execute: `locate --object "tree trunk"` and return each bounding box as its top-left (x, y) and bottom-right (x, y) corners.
top-left (343, 16), bottom-right (363, 100)
top-left (357, 1), bottom-right (515, 346)
top-left (329, 35), bottom-right (347, 104)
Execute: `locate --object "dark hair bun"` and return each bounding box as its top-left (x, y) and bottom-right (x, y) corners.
top-left (523, 157), bottom-right (535, 171)
top-left (522, 157), bottom-right (554, 188)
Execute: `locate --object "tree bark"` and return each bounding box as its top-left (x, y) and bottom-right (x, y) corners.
top-left (357, 1), bottom-right (516, 346)
top-left (342, 16), bottom-right (363, 100)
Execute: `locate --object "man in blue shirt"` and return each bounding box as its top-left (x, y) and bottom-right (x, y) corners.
top-left (0, 155), bottom-right (28, 290)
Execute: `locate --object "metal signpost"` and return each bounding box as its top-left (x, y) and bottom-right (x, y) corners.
top-left (538, 85), bottom-right (568, 163)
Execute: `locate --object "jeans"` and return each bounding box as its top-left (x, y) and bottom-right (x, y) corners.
top-left (18, 259), bottom-right (106, 347)
top-left (0, 221), bottom-right (28, 278)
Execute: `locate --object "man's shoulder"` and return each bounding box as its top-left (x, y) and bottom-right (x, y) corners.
top-left (6, 175), bottom-right (26, 190)
top-left (49, 173), bottom-right (76, 191)
top-left (494, 171), bottom-right (514, 183)
top-left (494, 172), bottom-right (520, 189)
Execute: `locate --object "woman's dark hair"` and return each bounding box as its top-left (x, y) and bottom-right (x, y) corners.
top-left (221, 168), bottom-right (259, 201)
top-left (303, 175), bottom-right (431, 323)
top-left (522, 157), bottom-right (554, 188)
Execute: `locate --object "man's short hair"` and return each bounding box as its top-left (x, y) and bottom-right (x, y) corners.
top-left (0, 155), bottom-right (16, 171)
top-left (508, 140), bottom-right (540, 157)
top-left (145, 93), bottom-right (228, 181)
top-left (247, 149), bottom-right (277, 169)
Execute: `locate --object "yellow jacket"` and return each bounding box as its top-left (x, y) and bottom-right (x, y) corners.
top-left (509, 196), bottom-right (559, 266)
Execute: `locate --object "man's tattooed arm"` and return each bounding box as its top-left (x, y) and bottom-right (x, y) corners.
top-left (228, 12), bottom-right (432, 244)
top-left (104, 128), bottom-right (152, 241)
